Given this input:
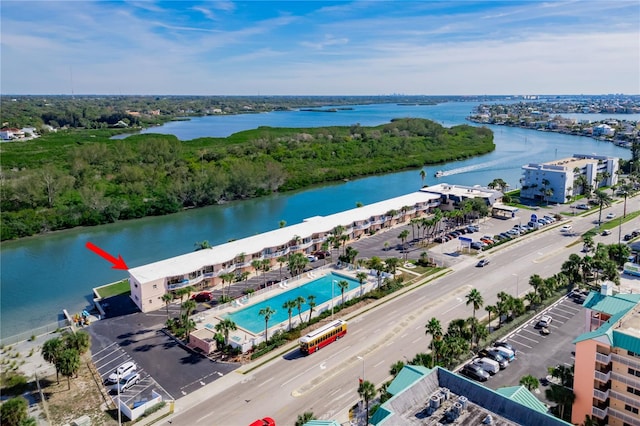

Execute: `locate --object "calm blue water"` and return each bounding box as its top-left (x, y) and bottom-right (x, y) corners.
top-left (0, 102), bottom-right (633, 339)
top-left (224, 273), bottom-right (360, 334)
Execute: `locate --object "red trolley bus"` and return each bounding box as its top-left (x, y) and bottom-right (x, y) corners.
top-left (299, 319), bottom-right (347, 355)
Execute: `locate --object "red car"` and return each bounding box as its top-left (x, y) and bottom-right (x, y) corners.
top-left (191, 291), bottom-right (213, 302)
top-left (249, 418), bottom-right (275, 426)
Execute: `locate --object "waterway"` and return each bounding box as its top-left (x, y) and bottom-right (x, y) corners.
top-left (1, 102), bottom-right (634, 340)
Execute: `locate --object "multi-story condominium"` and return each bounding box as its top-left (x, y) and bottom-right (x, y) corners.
top-left (520, 154), bottom-right (618, 204)
top-left (572, 283), bottom-right (640, 425)
top-left (127, 184), bottom-right (504, 313)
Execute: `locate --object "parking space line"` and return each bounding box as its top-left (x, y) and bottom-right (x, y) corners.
top-left (94, 349), bottom-right (128, 368)
top-left (92, 342), bottom-right (118, 356)
top-left (518, 332), bottom-right (540, 343)
top-left (549, 312), bottom-right (573, 321)
top-left (510, 339), bottom-right (532, 349)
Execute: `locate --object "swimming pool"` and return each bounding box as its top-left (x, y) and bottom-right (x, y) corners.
top-left (223, 272), bottom-right (361, 334)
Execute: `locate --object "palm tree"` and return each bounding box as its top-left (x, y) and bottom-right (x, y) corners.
top-left (182, 299), bottom-right (197, 320)
top-left (283, 299), bottom-right (297, 330)
top-left (368, 256), bottom-right (385, 288)
top-left (42, 337), bottom-right (63, 384)
top-left (419, 169), bottom-right (426, 186)
top-left (57, 348), bottom-right (80, 390)
top-left (385, 257), bottom-right (401, 274)
top-left (358, 380), bottom-right (376, 422)
top-left (64, 331), bottom-right (91, 355)
top-left (546, 384), bottom-right (575, 421)
top-left (425, 317), bottom-right (442, 363)
top-left (194, 240), bottom-right (211, 251)
top-left (295, 412), bottom-right (316, 426)
top-left (214, 318), bottom-right (237, 347)
top-left (519, 374), bottom-right (539, 391)
top-left (465, 288), bottom-right (483, 319)
top-left (161, 293), bottom-right (173, 320)
top-left (259, 306), bottom-right (275, 344)
top-left (219, 272), bottom-right (235, 299)
top-left (251, 260), bottom-right (262, 278)
top-left (183, 318), bottom-right (196, 342)
top-left (337, 280), bottom-right (349, 305)
top-left (295, 296), bottom-right (306, 323)
top-left (485, 305), bottom-right (497, 330)
top-left (261, 258), bottom-right (271, 287)
top-left (307, 295), bottom-right (316, 322)
top-left (276, 255), bottom-right (287, 281)
top-left (355, 272), bottom-right (367, 296)
top-left (524, 291), bottom-right (541, 311)
top-left (389, 360), bottom-right (405, 377)
top-left (592, 189), bottom-right (613, 226)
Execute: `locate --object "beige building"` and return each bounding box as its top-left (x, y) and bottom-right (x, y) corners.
top-left (572, 283), bottom-right (640, 425)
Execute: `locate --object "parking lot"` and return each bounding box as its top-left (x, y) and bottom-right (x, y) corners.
top-left (481, 296), bottom-right (584, 402)
top-left (88, 303), bottom-right (240, 401)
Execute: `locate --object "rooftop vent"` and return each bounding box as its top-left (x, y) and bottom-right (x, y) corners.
top-left (430, 394), bottom-right (442, 409)
top-left (457, 395), bottom-right (468, 410)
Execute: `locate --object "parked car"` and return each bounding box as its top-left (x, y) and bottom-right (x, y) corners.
top-left (576, 203), bottom-right (589, 210)
top-left (306, 255), bottom-right (318, 262)
top-left (191, 291), bottom-right (213, 302)
top-left (527, 221), bottom-right (541, 229)
top-left (107, 361), bottom-right (137, 384)
top-left (624, 234), bottom-right (634, 241)
top-left (543, 215), bottom-right (556, 223)
top-left (499, 232), bottom-right (511, 240)
top-left (473, 357), bottom-right (500, 375)
top-left (493, 340), bottom-right (517, 355)
top-left (111, 372), bottom-right (140, 394)
top-left (478, 349), bottom-right (508, 369)
top-left (476, 259), bottom-right (490, 267)
top-left (313, 251), bottom-right (330, 259)
top-left (470, 242), bottom-right (484, 250)
top-left (249, 418), bottom-right (276, 426)
top-left (492, 346), bottom-right (515, 362)
top-left (460, 363), bottom-right (490, 382)
top-left (537, 315), bottom-right (553, 328)
top-left (466, 226), bottom-right (478, 233)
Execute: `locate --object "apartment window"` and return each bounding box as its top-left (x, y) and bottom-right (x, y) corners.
top-left (627, 386), bottom-right (640, 397)
top-left (624, 404), bottom-right (639, 415)
top-left (628, 350), bottom-right (640, 358)
top-left (153, 284), bottom-right (157, 289)
top-left (628, 367), bottom-right (640, 377)
top-left (134, 283), bottom-right (138, 288)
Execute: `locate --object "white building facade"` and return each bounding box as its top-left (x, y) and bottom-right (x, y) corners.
top-left (520, 154), bottom-right (618, 204)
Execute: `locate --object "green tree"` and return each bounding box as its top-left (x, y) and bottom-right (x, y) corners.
top-left (259, 306), bottom-right (275, 344)
top-left (425, 317), bottom-right (443, 363)
top-left (64, 330), bottom-right (91, 355)
top-left (465, 288), bottom-right (483, 320)
top-left (42, 337), bottom-right (63, 384)
top-left (546, 384), bottom-right (575, 421)
top-left (592, 189), bottom-right (613, 227)
top-left (295, 412), bottom-right (316, 426)
top-left (358, 380), bottom-right (376, 422)
top-left (355, 271), bottom-right (368, 296)
top-left (519, 374), bottom-right (539, 391)
top-left (295, 296), bottom-right (306, 324)
top-left (1, 397), bottom-right (28, 426)
top-left (307, 295), bottom-right (317, 322)
top-left (194, 240), bottom-right (211, 251)
top-left (389, 360), bottom-right (405, 377)
top-left (283, 299), bottom-right (297, 331)
top-left (162, 293), bottom-right (173, 320)
top-left (57, 348), bottom-right (81, 390)
top-left (214, 318), bottom-right (237, 347)
top-left (337, 280), bottom-right (349, 305)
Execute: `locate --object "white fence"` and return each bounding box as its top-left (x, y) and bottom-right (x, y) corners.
top-left (119, 390), bottom-right (163, 421)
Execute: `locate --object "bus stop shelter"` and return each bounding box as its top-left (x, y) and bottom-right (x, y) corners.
top-left (491, 203), bottom-right (519, 219)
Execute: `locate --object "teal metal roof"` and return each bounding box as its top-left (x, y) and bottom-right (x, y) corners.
top-left (496, 386), bottom-right (548, 414)
top-left (303, 421), bottom-right (341, 426)
top-left (386, 365), bottom-right (431, 396)
top-left (613, 330), bottom-right (640, 354)
top-left (369, 406), bottom-right (393, 425)
top-left (582, 292), bottom-right (640, 316)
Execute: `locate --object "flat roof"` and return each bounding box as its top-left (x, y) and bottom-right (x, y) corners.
top-left (421, 183), bottom-right (501, 199)
top-left (129, 190), bottom-right (441, 283)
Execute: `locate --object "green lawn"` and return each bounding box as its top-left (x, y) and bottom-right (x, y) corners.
top-left (95, 280), bottom-right (131, 298)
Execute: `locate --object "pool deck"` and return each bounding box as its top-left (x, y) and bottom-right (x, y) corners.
top-left (190, 265), bottom-right (379, 351)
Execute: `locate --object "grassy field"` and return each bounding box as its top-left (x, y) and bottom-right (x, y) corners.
top-left (96, 280), bottom-right (130, 298)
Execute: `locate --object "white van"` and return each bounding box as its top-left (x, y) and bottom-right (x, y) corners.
top-left (561, 224), bottom-right (572, 233)
top-left (473, 357), bottom-right (500, 375)
top-left (107, 361), bottom-right (137, 384)
top-left (494, 346), bottom-right (515, 362)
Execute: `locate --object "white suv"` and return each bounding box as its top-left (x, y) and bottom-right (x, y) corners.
top-left (107, 361), bottom-right (137, 384)
top-left (537, 315), bottom-right (553, 328)
top-left (112, 372), bottom-right (140, 393)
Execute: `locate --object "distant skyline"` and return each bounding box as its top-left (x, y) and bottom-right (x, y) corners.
top-left (2, 1), bottom-right (639, 96)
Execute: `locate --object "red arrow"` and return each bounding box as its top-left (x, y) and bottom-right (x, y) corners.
top-left (85, 241), bottom-right (129, 270)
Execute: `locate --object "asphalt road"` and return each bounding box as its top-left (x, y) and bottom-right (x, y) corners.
top-left (162, 196), bottom-right (640, 425)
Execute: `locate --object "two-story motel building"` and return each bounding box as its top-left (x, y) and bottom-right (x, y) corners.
top-left (127, 184), bottom-right (503, 313)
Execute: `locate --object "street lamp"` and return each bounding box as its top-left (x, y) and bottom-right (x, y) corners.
top-left (116, 371), bottom-right (122, 426)
top-left (357, 356), bottom-right (365, 384)
top-left (512, 273), bottom-right (519, 298)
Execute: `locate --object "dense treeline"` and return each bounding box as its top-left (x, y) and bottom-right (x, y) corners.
top-left (0, 118), bottom-right (494, 240)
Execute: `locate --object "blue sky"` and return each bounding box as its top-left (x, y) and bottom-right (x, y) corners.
top-left (2, 1), bottom-right (639, 95)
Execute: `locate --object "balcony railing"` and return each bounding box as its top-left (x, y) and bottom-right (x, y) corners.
top-left (607, 407), bottom-right (640, 426)
top-left (593, 388), bottom-right (610, 401)
top-left (591, 406), bottom-right (608, 419)
top-left (596, 352), bottom-right (612, 365)
top-left (594, 370), bottom-right (611, 383)
top-left (612, 352), bottom-right (640, 370)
